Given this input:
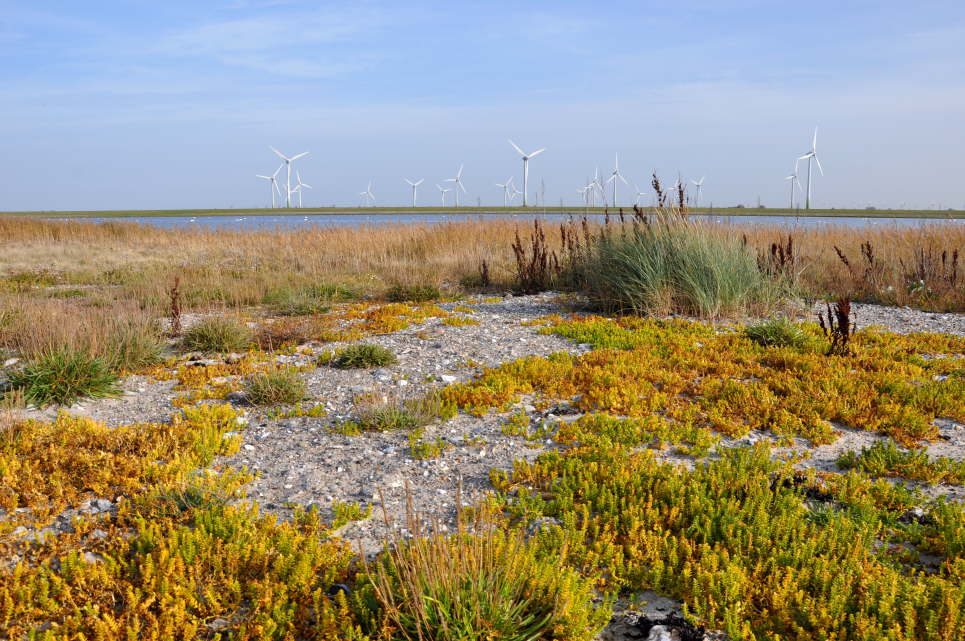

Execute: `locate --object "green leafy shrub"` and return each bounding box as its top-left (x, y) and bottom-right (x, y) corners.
top-left (181, 317), bottom-right (252, 353)
top-left (327, 343), bottom-right (397, 369)
top-left (243, 368), bottom-right (307, 406)
top-left (579, 218), bottom-right (779, 318)
top-left (745, 317), bottom-right (810, 349)
top-left (5, 348), bottom-right (120, 407)
top-left (385, 283), bottom-right (441, 303)
top-left (364, 529), bottom-right (609, 641)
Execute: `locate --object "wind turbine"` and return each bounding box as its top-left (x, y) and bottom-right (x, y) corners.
top-left (784, 165), bottom-right (803, 210)
top-left (508, 182), bottom-right (521, 204)
top-left (633, 184), bottom-right (646, 206)
top-left (495, 176), bottom-right (514, 206)
top-left (269, 146), bottom-right (309, 208)
top-left (359, 181), bottom-right (375, 207)
top-left (578, 184), bottom-right (594, 206)
top-left (690, 177), bottom-right (705, 208)
top-left (436, 184), bottom-right (451, 207)
top-left (256, 164), bottom-right (283, 208)
top-left (294, 171), bottom-right (311, 208)
top-left (445, 164), bottom-right (466, 207)
top-left (797, 127), bottom-right (824, 209)
top-left (508, 140), bottom-right (545, 207)
top-left (404, 178), bottom-right (424, 207)
top-left (606, 154), bottom-right (628, 206)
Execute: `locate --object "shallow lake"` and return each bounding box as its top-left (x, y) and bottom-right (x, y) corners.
top-left (62, 212), bottom-right (965, 231)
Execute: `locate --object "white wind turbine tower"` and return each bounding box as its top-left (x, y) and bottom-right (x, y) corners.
top-left (256, 164), bottom-right (283, 208)
top-left (797, 127), bottom-right (824, 209)
top-left (691, 177), bottom-right (705, 208)
top-left (404, 178), bottom-right (424, 207)
top-left (508, 140), bottom-right (545, 207)
top-left (606, 154), bottom-right (628, 206)
top-left (359, 181), bottom-right (375, 207)
top-left (436, 184), bottom-right (451, 207)
top-left (269, 146), bottom-right (309, 208)
top-left (445, 164), bottom-right (467, 207)
top-left (784, 165), bottom-right (803, 210)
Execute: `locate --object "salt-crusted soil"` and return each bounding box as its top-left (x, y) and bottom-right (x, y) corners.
top-left (5, 294), bottom-right (964, 639)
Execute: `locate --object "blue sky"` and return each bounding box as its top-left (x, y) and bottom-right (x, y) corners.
top-left (2, 1), bottom-right (964, 210)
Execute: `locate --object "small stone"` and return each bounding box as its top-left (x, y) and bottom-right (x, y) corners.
top-left (94, 499), bottom-right (113, 512)
top-left (90, 529), bottom-right (108, 540)
top-left (208, 618), bottom-right (230, 632)
top-left (2, 358), bottom-right (19, 367)
top-left (440, 374), bottom-right (457, 383)
top-left (243, 444), bottom-right (256, 451)
top-left (227, 391), bottom-right (249, 403)
top-left (397, 379), bottom-right (408, 387)
top-left (82, 551), bottom-right (104, 564)
top-left (646, 625), bottom-right (672, 641)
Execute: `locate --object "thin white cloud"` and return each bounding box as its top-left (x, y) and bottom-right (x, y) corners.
top-left (153, 7), bottom-right (387, 77)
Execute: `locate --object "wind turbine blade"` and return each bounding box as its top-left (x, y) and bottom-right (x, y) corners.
top-left (619, 174), bottom-right (628, 185)
top-left (256, 175), bottom-right (269, 179)
top-left (459, 181), bottom-right (467, 193)
top-left (814, 155), bottom-right (824, 176)
top-left (415, 179), bottom-right (424, 186)
top-left (269, 146), bottom-right (287, 161)
top-left (457, 164), bottom-right (464, 178)
top-left (302, 183), bottom-right (312, 189)
top-left (405, 179), bottom-right (414, 186)
top-left (797, 153), bottom-right (812, 161)
top-left (508, 140), bottom-right (525, 156)
top-left (529, 148), bottom-right (546, 158)
top-left (290, 152), bottom-right (309, 161)
top-left (812, 126), bottom-right (818, 151)
top-left (273, 165), bottom-right (283, 177)
top-left (606, 175), bottom-right (615, 184)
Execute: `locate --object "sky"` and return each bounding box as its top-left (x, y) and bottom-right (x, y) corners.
top-left (2, 0), bottom-right (964, 211)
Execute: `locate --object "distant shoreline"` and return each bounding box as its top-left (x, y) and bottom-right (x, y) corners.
top-left (2, 206), bottom-right (963, 220)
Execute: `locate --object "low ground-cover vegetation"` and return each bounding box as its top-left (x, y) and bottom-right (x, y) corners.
top-left (838, 439), bottom-right (965, 485)
top-left (444, 316), bottom-right (965, 446)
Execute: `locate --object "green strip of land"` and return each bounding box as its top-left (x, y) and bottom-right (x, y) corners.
top-left (2, 206), bottom-right (963, 219)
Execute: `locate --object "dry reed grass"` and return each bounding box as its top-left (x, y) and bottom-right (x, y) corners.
top-left (1, 215), bottom-right (964, 317)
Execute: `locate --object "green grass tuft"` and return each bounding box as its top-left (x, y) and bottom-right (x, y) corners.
top-left (5, 348), bottom-right (120, 407)
top-left (263, 283), bottom-right (355, 316)
top-left (244, 368), bottom-right (307, 406)
top-left (364, 528), bottom-right (609, 640)
top-left (579, 218), bottom-right (780, 318)
top-left (181, 317), bottom-right (253, 353)
top-left (385, 283), bottom-right (442, 303)
top-left (327, 343), bottom-right (397, 369)
top-left (745, 317), bottom-right (811, 349)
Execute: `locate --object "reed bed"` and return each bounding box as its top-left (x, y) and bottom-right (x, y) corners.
top-left (1, 215), bottom-right (963, 316)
